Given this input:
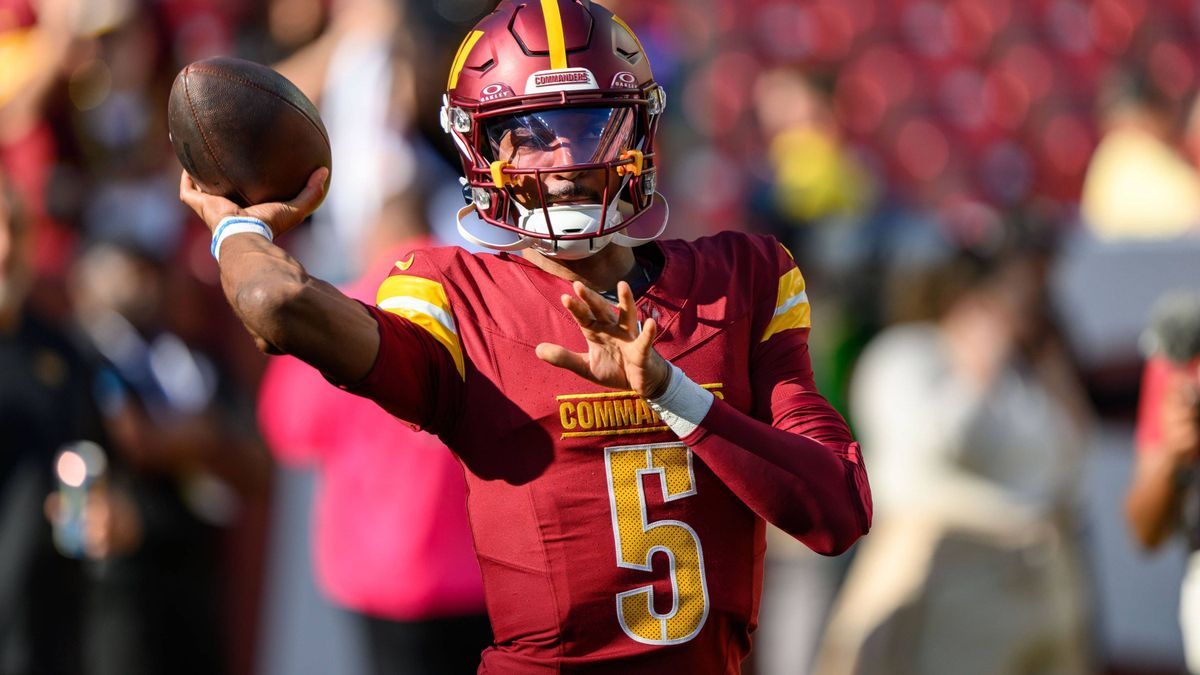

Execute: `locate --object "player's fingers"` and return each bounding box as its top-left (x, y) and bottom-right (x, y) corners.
top-left (178, 171), bottom-right (204, 210)
top-left (575, 281), bottom-right (616, 326)
top-left (250, 167), bottom-right (330, 231)
top-left (287, 166), bottom-right (330, 213)
top-left (616, 281), bottom-right (637, 334)
top-left (562, 293), bottom-right (598, 330)
top-left (635, 317), bottom-right (658, 351)
top-left (179, 171), bottom-right (239, 230)
top-left (535, 343), bottom-right (594, 380)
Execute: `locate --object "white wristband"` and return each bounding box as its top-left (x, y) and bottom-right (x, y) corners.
top-left (211, 216), bottom-right (273, 262)
top-left (647, 363), bottom-right (714, 438)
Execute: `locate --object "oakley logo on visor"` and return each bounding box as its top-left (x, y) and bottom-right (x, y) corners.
top-left (526, 68), bottom-right (599, 93)
top-left (480, 83), bottom-right (515, 103)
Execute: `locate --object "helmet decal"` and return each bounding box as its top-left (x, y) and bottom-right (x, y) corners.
top-left (611, 72), bottom-right (638, 89)
top-left (526, 68), bottom-right (599, 93)
top-left (479, 83), bottom-right (515, 104)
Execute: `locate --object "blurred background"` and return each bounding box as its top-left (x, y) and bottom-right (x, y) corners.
top-left (1, 0), bottom-right (1199, 673)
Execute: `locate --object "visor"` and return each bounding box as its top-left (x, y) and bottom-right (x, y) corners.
top-left (485, 106), bottom-right (637, 168)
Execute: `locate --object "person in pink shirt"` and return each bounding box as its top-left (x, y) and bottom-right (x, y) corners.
top-left (258, 216), bottom-right (491, 674)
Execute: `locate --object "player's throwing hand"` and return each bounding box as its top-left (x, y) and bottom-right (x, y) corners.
top-left (535, 281), bottom-right (672, 398)
top-left (178, 167), bottom-right (328, 237)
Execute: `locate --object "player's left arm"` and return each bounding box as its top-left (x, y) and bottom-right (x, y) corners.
top-left (671, 244), bottom-right (871, 555)
top-left (537, 265), bottom-right (871, 555)
top-left (681, 322), bottom-right (872, 556)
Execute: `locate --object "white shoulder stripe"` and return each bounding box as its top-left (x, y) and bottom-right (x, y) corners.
top-left (378, 296), bottom-right (459, 336)
top-left (774, 290), bottom-right (810, 316)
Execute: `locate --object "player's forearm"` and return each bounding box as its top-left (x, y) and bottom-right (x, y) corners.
top-left (680, 397), bottom-right (871, 555)
top-left (1126, 450), bottom-right (1189, 549)
top-left (218, 234), bottom-right (379, 382)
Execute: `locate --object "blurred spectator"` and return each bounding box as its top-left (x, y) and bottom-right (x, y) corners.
top-left (0, 0), bottom-right (89, 303)
top-left (1082, 71), bottom-right (1200, 240)
top-left (262, 4), bottom-right (490, 673)
top-left (747, 65), bottom-right (876, 675)
top-left (1126, 291), bottom-right (1200, 673)
top-left (752, 66), bottom-right (874, 235)
top-left (69, 238), bottom-right (268, 675)
top-left (0, 168), bottom-right (91, 675)
top-left (257, 191), bottom-right (491, 674)
top-left (273, 0), bottom-right (443, 281)
top-left (816, 222), bottom-right (1094, 674)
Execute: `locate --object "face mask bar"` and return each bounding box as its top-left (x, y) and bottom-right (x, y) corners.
top-left (475, 158), bottom-right (657, 242)
top-left (443, 86), bottom-right (666, 245)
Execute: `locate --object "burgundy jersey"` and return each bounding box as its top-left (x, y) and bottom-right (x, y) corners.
top-left (347, 231), bottom-right (871, 673)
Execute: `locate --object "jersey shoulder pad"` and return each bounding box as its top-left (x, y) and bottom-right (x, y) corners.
top-left (688, 231), bottom-right (790, 273)
top-left (737, 234), bottom-right (811, 343)
top-left (384, 245), bottom-right (468, 281)
top-left (374, 246), bottom-right (467, 378)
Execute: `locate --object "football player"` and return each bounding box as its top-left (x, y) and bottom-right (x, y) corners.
top-left (179, 1), bottom-right (872, 671)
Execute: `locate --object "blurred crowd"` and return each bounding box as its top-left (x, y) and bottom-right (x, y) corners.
top-left (1, 0), bottom-right (1199, 674)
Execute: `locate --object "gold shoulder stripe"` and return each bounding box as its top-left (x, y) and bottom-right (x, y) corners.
top-left (376, 275), bottom-right (465, 379)
top-left (777, 266), bottom-right (806, 303)
top-left (761, 267), bottom-right (811, 342)
top-left (540, 0), bottom-right (568, 70)
top-left (448, 30), bottom-right (484, 90)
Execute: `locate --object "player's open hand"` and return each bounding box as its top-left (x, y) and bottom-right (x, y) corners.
top-left (178, 167), bottom-right (329, 238)
top-left (536, 281), bottom-right (672, 398)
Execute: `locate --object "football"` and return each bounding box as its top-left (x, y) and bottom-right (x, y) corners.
top-left (168, 56), bottom-right (331, 207)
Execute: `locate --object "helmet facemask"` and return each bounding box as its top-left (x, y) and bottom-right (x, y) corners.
top-left (485, 106), bottom-right (633, 258)
top-left (441, 0), bottom-right (668, 257)
top-left (446, 87), bottom-right (667, 258)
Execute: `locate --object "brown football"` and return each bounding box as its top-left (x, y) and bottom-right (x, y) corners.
top-left (168, 56), bottom-right (331, 207)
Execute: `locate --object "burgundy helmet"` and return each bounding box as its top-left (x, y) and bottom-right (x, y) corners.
top-left (440, 0), bottom-right (668, 258)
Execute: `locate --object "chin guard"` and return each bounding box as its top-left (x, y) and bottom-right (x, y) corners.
top-left (456, 192), bottom-right (670, 258)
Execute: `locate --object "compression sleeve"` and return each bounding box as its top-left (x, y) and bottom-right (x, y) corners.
top-left (674, 327), bottom-right (871, 555)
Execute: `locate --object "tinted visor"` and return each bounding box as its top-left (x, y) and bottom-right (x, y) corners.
top-left (485, 107), bottom-right (637, 169)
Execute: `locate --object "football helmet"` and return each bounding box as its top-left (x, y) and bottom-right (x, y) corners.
top-left (441, 0), bottom-right (668, 259)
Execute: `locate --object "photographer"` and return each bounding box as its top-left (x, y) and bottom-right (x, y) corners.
top-left (1127, 291), bottom-right (1200, 672)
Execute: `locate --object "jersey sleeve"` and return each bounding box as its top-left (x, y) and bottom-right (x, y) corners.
top-left (340, 254), bottom-right (466, 434)
top-left (677, 238), bottom-right (871, 555)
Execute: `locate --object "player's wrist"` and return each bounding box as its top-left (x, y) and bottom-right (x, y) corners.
top-left (647, 363), bottom-right (714, 438)
top-left (211, 215), bottom-right (274, 263)
top-left (641, 355), bottom-right (672, 399)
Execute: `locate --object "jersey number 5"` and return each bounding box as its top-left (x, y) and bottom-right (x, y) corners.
top-left (604, 442), bottom-right (709, 645)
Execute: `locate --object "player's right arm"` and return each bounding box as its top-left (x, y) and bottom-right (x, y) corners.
top-left (178, 168), bottom-right (378, 384)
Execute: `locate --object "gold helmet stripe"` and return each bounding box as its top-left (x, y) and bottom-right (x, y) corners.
top-left (447, 30), bottom-right (485, 90)
top-left (540, 0), bottom-right (569, 70)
